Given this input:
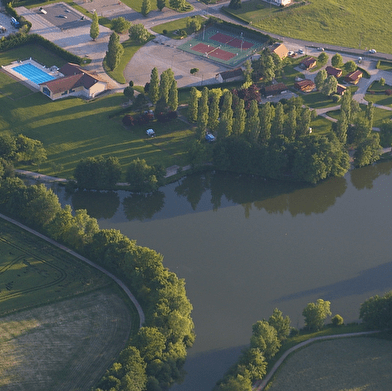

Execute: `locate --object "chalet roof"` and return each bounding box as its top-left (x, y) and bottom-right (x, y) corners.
top-left (295, 79), bottom-right (315, 88)
top-left (218, 68), bottom-right (243, 80)
top-left (337, 84), bottom-right (347, 94)
top-left (301, 57), bottom-right (317, 68)
top-left (345, 70), bottom-right (363, 81)
top-left (326, 66), bottom-right (342, 77)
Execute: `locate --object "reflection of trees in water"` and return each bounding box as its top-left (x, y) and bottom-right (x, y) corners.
top-left (350, 161), bottom-right (392, 190)
top-left (174, 171), bottom-right (348, 217)
top-left (72, 190), bottom-right (120, 219)
top-left (123, 191), bottom-right (165, 221)
top-left (174, 173), bottom-right (211, 211)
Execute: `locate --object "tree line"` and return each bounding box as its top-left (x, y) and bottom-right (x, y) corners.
top-left (0, 152), bottom-right (195, 391)
top-left (215, 291), bottom-right (392, 391)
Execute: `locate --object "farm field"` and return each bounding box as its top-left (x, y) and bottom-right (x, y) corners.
top-left (224, 0), bottom-right (392, 54)
top-left (0, 288), bottom-right (132, 391)
top-left (266, 336), bottom-right (392, 390)
top-left (0, 219), bottom-right (110, 315)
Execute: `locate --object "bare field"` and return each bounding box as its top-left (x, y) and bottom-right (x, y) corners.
top-left (266, 337), bottom-right (392, 391)
top-left (0, 288), bottom-right (132, 391)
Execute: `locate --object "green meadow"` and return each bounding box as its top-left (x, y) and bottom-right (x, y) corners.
top-left (224, 0), bottom-right (392, 54)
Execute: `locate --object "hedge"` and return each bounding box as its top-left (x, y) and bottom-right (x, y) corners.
top-left (0, 33), bottom-right (84, 65)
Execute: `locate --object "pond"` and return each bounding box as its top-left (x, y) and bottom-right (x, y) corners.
top-left (56, 161), bottom-right (392, 391)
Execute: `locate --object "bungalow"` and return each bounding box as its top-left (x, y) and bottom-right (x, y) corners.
top-left (345, 70), bottom-right (363, 84)
top-left (326, 65), bottom-right (342, 78)
top-left (294, 79), bottom-right (315, 93)
top-left (300, 57), bottom-right (317, 70)
top-left (39, 63), bottom-right (107, 100)
top-left (336, 84), bottom-right (347, 95)
top-left (264, 82), bottom-right (287, 96)
top-left (215, 68), bottom-right (244, 84)
top-left (269, 43), bottom-right (289, 60)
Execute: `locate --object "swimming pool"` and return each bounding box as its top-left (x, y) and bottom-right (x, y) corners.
top-left (12, 63), bottom-right (55, 85)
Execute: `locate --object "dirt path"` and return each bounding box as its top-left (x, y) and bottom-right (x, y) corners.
top-left (252, 330), bottom-right (382, 391)
top-left (0, 212), bottom-right (145, 327)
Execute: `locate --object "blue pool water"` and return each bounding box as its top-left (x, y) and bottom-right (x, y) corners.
top-left (12, 63), bottom-right (55, 85)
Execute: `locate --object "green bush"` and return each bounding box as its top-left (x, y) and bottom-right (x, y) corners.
top-left (331, 314), bottom-right (344, 326)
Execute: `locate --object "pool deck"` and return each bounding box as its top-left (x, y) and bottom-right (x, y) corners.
top-left (1, 58), bottom-right (62, 90)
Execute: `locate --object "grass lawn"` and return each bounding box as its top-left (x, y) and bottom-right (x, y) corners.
top-left (119, 0), bottom-right (192, 13)
top-left (223, 0), bottom-right (392, 54)
top-left (365, 93), bottom-right (392, 107)
top-left (151, 15), bottom-right (205, 39)
top-left (310, 115), bottom-right (333, 135)
top-left (0, 46), bottom-right (195, 178)
top-left (300, 91), bottom-right (339, 109)
top-left (266, 335), bottom-right (392, 390)
top-left (0, 219), bottom-right (111, 316)
top-left (377, 61), bottom-right (392, 72)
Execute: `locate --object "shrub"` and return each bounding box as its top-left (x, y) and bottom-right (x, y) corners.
top-left (386, 89), bottom-right (392, 95)
top-left (122, 115), bottom-right (135, 127)
top-left (380, 77), bottom-right (385, 86)
top-left (162, 29), bottom-right (168, 34)
top-left (331, 314), bottom-right (344, 326)
top-left (190, 67), bottom-right (199, 75)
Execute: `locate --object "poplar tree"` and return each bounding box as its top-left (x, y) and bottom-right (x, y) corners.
top-left (233, 98), bottom-right (246, 136)
top-left (335, 112), bottom-right (348, 145)
top-left (208, 91), bottom-right (220, 131)
top-left (246, 100), bottom-right (260, 143)
top-left (197, 87), bottom-right (209, 140)
top-left (284, 105), bottom-right (297, 140)
top-left (168, 80), bottom-right (178, 111)
top-left (141, 0), bottom-right (151, 16)
top-left (259, 102), bottom-right (272, 142)
top-left (272, 102), bottom-right (284, 137)
top-left (218, 91), bottom-right (233, 139)
top-left (149, 67), bottom-right (159, 104)
top-left (90, 11), bottom-right (99, 41)
top-left (157, 0), bottom-right (165, 10)
top-left (106, 32), bottom-right (123, 71)
top-left (187, 87), bottom-right (198, 123)
top-left (365, 101), bottom-right (374, 129)
top-left (297, 108), bottom-right (311, 137)
top-left (159, 71), bottom-right (170, 105)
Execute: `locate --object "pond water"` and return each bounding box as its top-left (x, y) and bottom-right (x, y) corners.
top-left (56, 162), bottom-right (392, 391)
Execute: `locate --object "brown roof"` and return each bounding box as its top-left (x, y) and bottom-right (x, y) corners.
top-left (218, 68), bottom-right (243, 81)
top-left (40, 63), bottom-right (106, 94)
top-left (326, 66), bottom-right (342, 77)
top-left (337, 84), bottom-right (347, 95)
top-left (345, 70), bottom-right (363, 81)
top-left (301, 57), bottom-right (317, 69)
top-left (270, 43), bottom-right (288, 59)
top-left (294, 79), bottom-right (315, 91)
top-left (265, 82), bottom-right (287, 94)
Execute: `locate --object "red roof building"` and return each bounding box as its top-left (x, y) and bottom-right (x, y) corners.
top-left (336, 84), bottom-right (347, 95)
top-left (264, 82), bottom-right (287, 96)
top-left (345, 70), bottom-right (363, 84)
top-left (300, 57), bottom-right (317, 70)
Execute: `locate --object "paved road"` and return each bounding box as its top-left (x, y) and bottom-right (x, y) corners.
top-left (253, 330), bottom-right (382, 391)
top-left (0, 212), bottom-right (145, 328)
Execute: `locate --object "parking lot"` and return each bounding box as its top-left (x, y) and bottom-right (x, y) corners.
top-left (37, 3), bottom-right (90, 30)
top-left (0, 10), bottom-right (19, 37)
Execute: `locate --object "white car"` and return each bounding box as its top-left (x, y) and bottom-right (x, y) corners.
top-left (369, 49), bottom-right (376, 54)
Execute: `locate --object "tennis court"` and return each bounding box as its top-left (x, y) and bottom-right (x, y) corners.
top-left (178, 26), bottom-right (266, 67)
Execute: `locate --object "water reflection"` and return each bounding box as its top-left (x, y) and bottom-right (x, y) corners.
top-left (123, 191), bottom-right (165, 221)
top-left (350, 161), bottom-right (392, 190)
top-left (72, 190), bottom-right (120, 219)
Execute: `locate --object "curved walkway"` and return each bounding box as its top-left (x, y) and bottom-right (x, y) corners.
top-left (0, 212), bottom-right (145, 328)
top-left (253, 330), bottom-right (381, 391)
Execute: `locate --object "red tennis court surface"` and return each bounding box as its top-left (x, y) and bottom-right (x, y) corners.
top-left (211, 33), bottom-right (254, 49)
top-left (192, 43), bottom-right (236, 60)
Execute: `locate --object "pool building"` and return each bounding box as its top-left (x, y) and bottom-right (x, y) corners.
top-left (2, 59), bottom-right (107, 100)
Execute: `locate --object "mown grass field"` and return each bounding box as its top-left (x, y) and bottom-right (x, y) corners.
top-left (0, 46), bottom-right (195, 179)
top-left (151, 15), bottom-right (206, 39)
top-left (266, 336), bottom-right (392, 390)
top-left (0, 219), bottom-right (110, 315)
top-left (0, 288), bottom-right (132, 391)
top-left (224, 0), bottom-right (392, 54)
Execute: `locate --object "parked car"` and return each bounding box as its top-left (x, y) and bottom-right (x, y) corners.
top-left (317, 47), bottom-right (324, 51)
top-left (146, 128), bottom-right (155, 137)
top-left (369, 49), bottom-right (376, 54)
top-left (298, 49), bottom-right (304, 54)
top-left (358, 57), bottom-right (363, 63)
top-left (58, 15), bottom-right (67, 18)
top-left (288, 51), bottom-right (296, 57)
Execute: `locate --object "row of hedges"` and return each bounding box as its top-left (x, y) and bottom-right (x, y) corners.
top-left (209, 15), bottom-right (276, 45)
top-left (0, 33), bottom-right (84, 64)
top-left (4, 2), bottom-right (32, 33)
